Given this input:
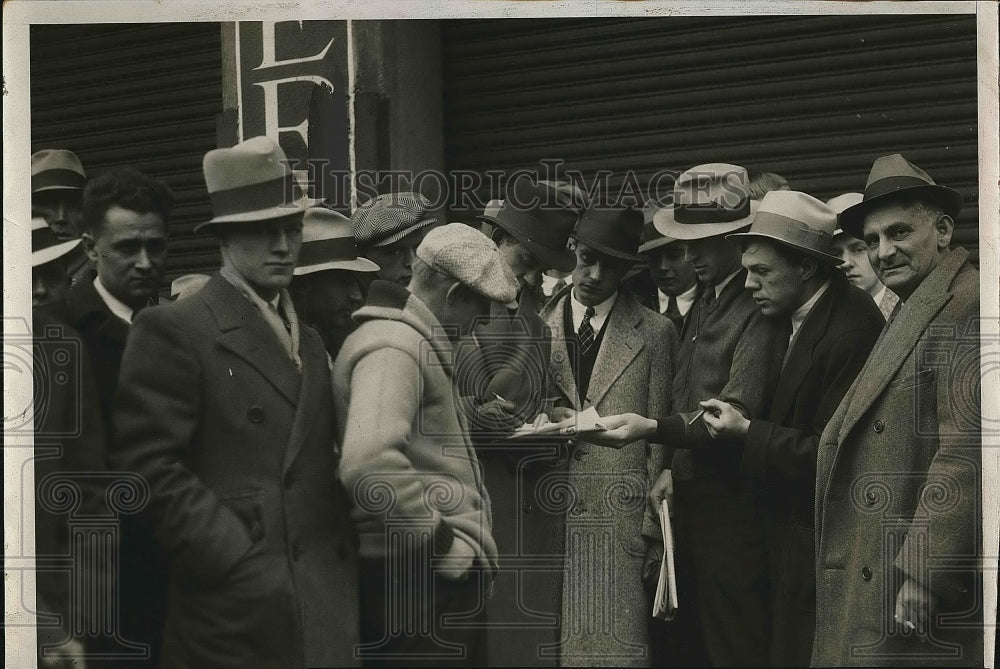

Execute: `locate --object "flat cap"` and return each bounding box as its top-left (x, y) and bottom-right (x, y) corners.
top-left (416, 223), bottom-right (519, 305)
top-left (352, 192), bottom-right (437, 248)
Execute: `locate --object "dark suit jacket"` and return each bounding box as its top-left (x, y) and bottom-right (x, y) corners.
top-left (111, 274), bottom-right (360, 668)
top-left (741, 274), bottom-right (884, 666)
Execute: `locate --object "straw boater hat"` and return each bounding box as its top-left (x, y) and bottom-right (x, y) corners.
top-left (573, 205), bottom-right (645, 262)
top-left (653, 163), bottom-right (760, 240)
top-left (476, 180), bottom-right (578, 273)
top-left (728, 190), bottom-right (841, 264)
top-left (416, 223), bottom-right (519, 305)
top-left (837, 154), bottom-right (962, 239)
top-left (196, 136), bottom-right (318, 231)
top-left (31, 217), bottom-right (81, 267)
top-left (295, 208), bottom-right (380, 276)
top-left (31, 149), bottom-right (86, 193)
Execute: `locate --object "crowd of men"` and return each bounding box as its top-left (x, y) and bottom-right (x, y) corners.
top-left (29, 137), bottom-right (983, 668)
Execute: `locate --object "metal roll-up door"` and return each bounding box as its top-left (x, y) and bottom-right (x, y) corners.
top-left (30, 23), bottom-right (224, 285)
top-left (442, 15), bottom-right (979, 262)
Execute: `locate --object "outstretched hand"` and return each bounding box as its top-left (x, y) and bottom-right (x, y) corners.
top-left (563, 412), bottom-right (656, 449)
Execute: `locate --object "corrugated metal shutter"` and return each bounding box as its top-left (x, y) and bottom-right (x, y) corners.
top-left (30, 23), bottom-right (223, 284)
top-left (442, 15), bottom-right (979, 262)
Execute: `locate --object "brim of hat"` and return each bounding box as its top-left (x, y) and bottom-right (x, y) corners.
top-left (573, 234), bottom-right (644, 263)
top-left (370, 218), bottom-right (436, 248)
top-left (293, 257), bottom-right (380, 275)
top-left (32, 184), bottom-right (83, 193)
top-left (727, 231), bottom-right (843, 264)
top-left (32, 238), bottom-right (81, 267)
top-left (838, 184), bottom-right (962, 239)
top-left (654, 200), bottom-right (759, 240)
top-left (477, 215), bottom-right (577, 273)
top-left (638, 236), bottom-right (677, 254)
top-left (194, 196), bottom-right (322, 231)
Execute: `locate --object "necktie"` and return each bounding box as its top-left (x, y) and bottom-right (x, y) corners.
top-left (578, 306), bottom-right (596, 357)
top-left (664, 295), bottom-right (682, 329)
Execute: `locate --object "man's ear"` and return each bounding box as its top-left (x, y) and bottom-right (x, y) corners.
top-left (800, 256), bottom-right (819, 283)
top-left (445, 281), bottom-right (462, 304)
top-left (80, 231), bottom-right (99, 263)
top-left (934, 214), bottom-right (954, 250)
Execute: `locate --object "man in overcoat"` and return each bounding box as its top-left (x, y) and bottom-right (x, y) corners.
top-left (697, 190), bottom-right (885, 666)
top-left (110, 136), bottom-right (360, 668)
top-left (541, 204), bottom-right (676, 667)
top-left (812, 154), bottom-right (982, 666)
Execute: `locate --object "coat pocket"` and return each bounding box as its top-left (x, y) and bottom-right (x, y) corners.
top-left (219, 488), bottom-right (265, 544)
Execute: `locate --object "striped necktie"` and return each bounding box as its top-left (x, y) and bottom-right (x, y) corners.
top-left (578, 306), bottom-right (597, 356)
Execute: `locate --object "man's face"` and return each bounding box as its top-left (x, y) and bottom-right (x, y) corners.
top-left (862, 202), bottom-right (952, 301)
top-left (831, 233), bottom-right (882, 297)
top-left (571, 242), bottom-right (629, 307)
top-left (292, 270), bottom-right (365, 337)
top-left (83, 206), bottom-right (167, 309)
top-left (742, 240), bottom-right (810, 318)
top-left (33, 189), bottom-right (83, 240)
top-left (365, 230), bottom-right (425, 287)
top-left (220, 215), bottom-right (303, 299)
top-left (32, 261), bottom-right (70, 309)
top-left (647, 242), bottom-right (697, 296)
top-left (683, 236), bottom-right (739, 287)
top-left (498, 236), bottom-right (543, 289)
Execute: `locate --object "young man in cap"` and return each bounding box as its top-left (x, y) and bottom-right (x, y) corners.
top-left (812, 154), bottom-right (982, 666)
top-left (34, 165), bottom-right (173, 666)
top-left (637, 212), bottom-right (699, 334)
top-left (352, 191), bottom-right (436, 287)
top-left (694, 190), bottom-right (885, 666)
top-left (332, 223), bottom-right (519, 666)
top-left (290, 207), bottom-right (379, 359)
top-left (460, 179), bottom-right (578, 666)
top-left (31, 149), bottom-right (92, 286)
top-left (110, 136), bottom-right (359, 668)
top-left (576, 164), bottom-right (787, 666)
top-left (540, 204), bottom-right (677, 666)
top-left (827, 192), bottom-right (900, 319)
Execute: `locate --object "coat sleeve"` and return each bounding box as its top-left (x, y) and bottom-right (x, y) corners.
top-left (338, 347), bottom-right (455, 555)
top-left (642, 317), bottom-right (676, 540)
top-left (742, 327), bottom-right (878, 484)
top-left (110, 307), bottom-right (254, 585)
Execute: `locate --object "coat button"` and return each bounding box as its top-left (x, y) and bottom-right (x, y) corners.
top-left (865, 491), bottom-right (877, 505)
top-left (862, 566), bottom-right (872, 581)
top-left (522, 500), bottom-right (533, 514)
top-left (873, 419), bottom-right (885, 433)
top-left (247, 406), bottom-right (265, 423)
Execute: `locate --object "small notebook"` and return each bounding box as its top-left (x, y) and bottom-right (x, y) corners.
top-left (507, 406), bottom-right (606, 439)
top-left (652, 498), bottom-right (678, 621)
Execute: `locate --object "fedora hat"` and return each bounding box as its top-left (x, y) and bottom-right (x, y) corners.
top-left (573, 205), bottom-right (644, 262)
top-left (352, 192), bottom-right (437, 248)
top-left (837, 154), bottom-right (962, 239)
top-left (31, 149), bottom-right (86, 193)
top-left (32, 216), bottom-right (81, 267)
top-left (638, 199), bottom-right (680, 254)
top-left (295, 207), bottom-right (380, 276)
top-left (654, 163), bottom-right (759, 240)
top-left (826, 192), bottom-right (863, 237)
top-left (728, 190), bottom-right (841, 264)
top-left (197, 136), bottom-right (318, 230)
top-left (477, 180), bottom-right (578, 273)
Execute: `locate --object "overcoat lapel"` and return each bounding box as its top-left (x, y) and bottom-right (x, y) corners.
top-left (543, 293), bottom-right (582, 408)
top-left (586, 295), bottom-right (644, 408)
top-left (70, 277), bottom-right (130, 345)
top-left (200, 275), bottom-right (301, 406)
top-left (282, 327), bottom-right (325, 471)
top-left (835, 248), bottom-right (967, 444)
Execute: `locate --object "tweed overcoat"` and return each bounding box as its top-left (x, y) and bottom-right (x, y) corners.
top-left (813, 248), bottom-right (982, 667)
top-left (542, 289), bottom-right (677, 667)
top-left (741, 274), bottom-right (884, 666)
top-left (111, 274), bottom-right (360, 668)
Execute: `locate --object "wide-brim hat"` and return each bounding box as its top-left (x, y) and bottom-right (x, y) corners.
top-left (728, 190), bottom-right (842, 264)
top-left (295, 207), bottom-right (380, 275)
top-left (826, 192), bottom-right (863, 237)
top-left (477, 180), bottom-right (578, 273)
top-left (352, 192), bottom-right (437, 248)
top-left (573, 205), bottom-right (644, 262)
top-left (197, 136), bottom-right (319, 230)
top-left (638, 220), bottom-right (680, 255)
top-left (416, 223), bottom-right (519, 305)
top-left (838, 154), bottom-right (962, 239)
top-left (31, 216), bottom-right (81, 267)
top-left (31, 149), bottom-right (86, 193)
top-left (654, 163), bottom-right (759, 240)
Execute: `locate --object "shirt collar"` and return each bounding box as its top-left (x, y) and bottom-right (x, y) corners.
top-left (790, 280), bottom-right (830, 339)
top-left (93, 276), bottom-right (134, 325)
top-left (570, 288), bottom-right (618, 333)
top-left (220, 265), bottom-right (285, 315)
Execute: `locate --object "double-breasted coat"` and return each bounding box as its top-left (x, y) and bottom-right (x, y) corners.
top-left (542, 289), bottom-right (677, 667)
top-left (813, 248), bottom-right (982, 667)
top-left (740, 274), bottom-right (884, 666)
top-left (111, 274), bottom-right (360, 668)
